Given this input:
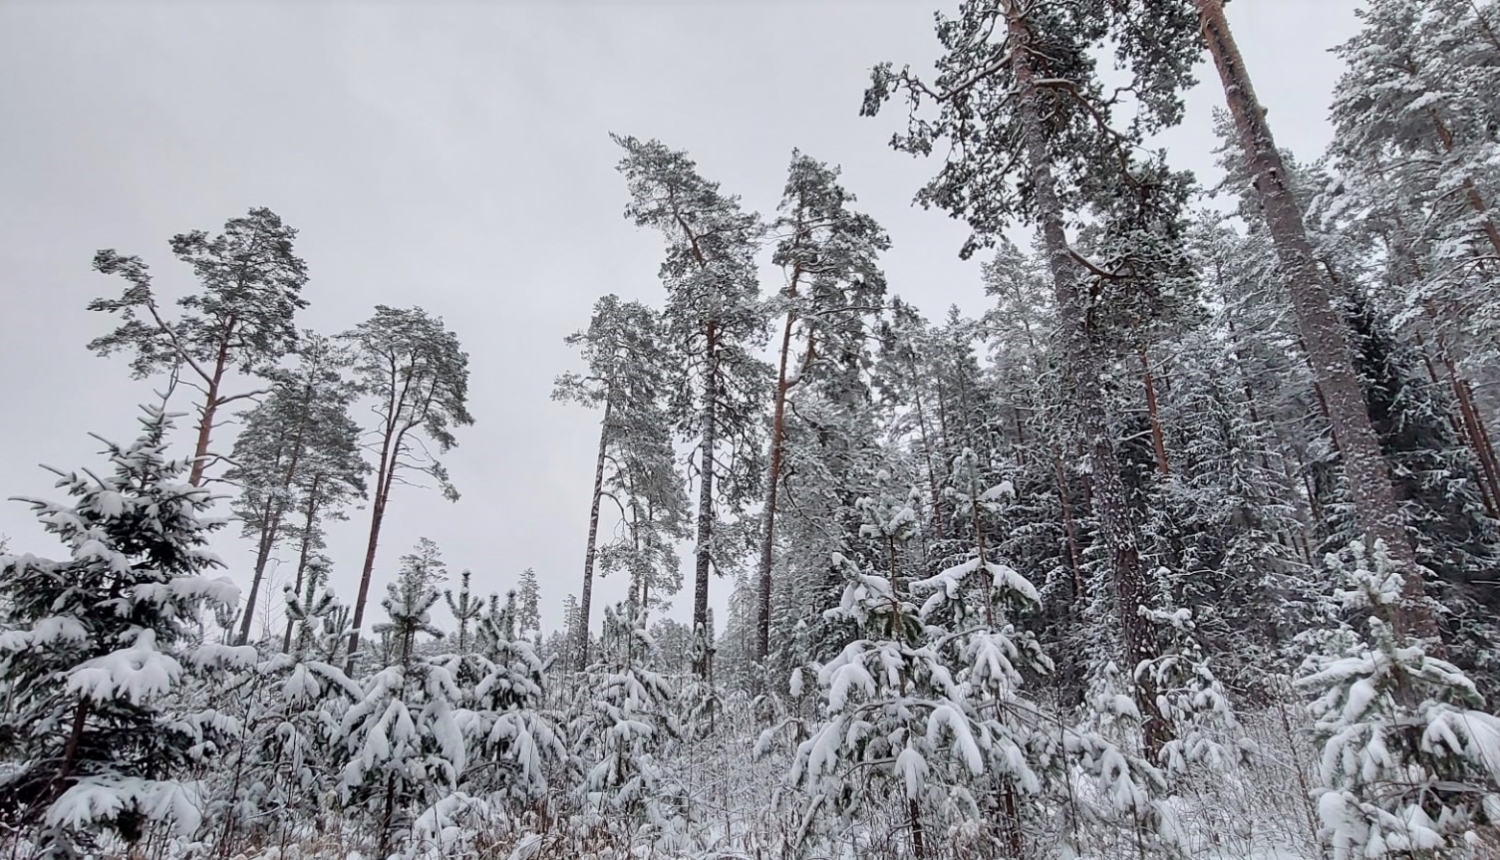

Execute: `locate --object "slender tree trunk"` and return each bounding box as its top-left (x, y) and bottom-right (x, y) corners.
top-left (911, 362), bottom-right (947, 541)
top-left (190, 384), bottom-right (224, 487)
top-left (1424, 342), bottom-right (1500, 516)
top-left (283, 474), bottom-right (323, 653)
top-left (578, 397), bottom-right (613, 669)
top-left (1002, 0), bottom-right (1162, 748)
top-left (1141, 349), bottom-right (1171, 478)
top-left (237, 508), bottom-right (281, 646)
top-left (189, 324), bottom-right (236, 487)
top-left (1053, 445), bottom-right (1084, 596)
top-left (1461, 377), bottom-right (1500, 493)
top-left (756, 302), bottom-right (799, 663)
top-left (1428, 111), bottom-right (1500, 258)
top-left (1195, 0), bottom-right (1437, 639)
top-left (51, 698), bottom-right (91, 799)
top-left (908, 798), bottom-right (927, 860)
top-left (693, 323), bottom-right (719, 676)
top-left (378, 773), bottom-right (397, 860)
top-left (1422, 320), bottom-right (1500, 512)
top-left (347, 430), bottom-right (398, 673)
top-left (238, 420), bottom-right (310, 645)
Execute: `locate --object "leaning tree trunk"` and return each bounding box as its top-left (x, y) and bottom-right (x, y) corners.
top-left (188, 322), bottom-right (235, 487)
top-left (577, 396), bottom-right (613, 669)
top-left (1002, 0), bottom-right (1163, 748)
top-left (282, 473), bottom-right (323, 653)
top-left (238, 420), bottom-right (309, 645)
top-left (693, 323), bottom-right (720, 677)
top-left (347, 426), bottom-right (399, 673)
top-left (755, 277), bottom-right (801, 664)
top-left (1141, 349), bottom-right (1171, 478)
top-left (1195, 0), bottom-right (1437, 640)
top-left (237, 508), bottom-right (282, 646)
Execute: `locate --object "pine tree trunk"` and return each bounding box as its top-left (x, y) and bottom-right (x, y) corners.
top-left (51, 698), bottom-right (90, 800)
top-left (1413, 292), bottom-right (1500, 511)
top-left (1427, 111), bottom-right (1500, 259)
top-left (693, 322), bottom-right (719, 676)
top-left (1052, 445), bottom-right (1084, 596)
top-left (908, 797), bottom-right (927, 860)
top-left (283, 474), bottom-right (322, 654)
top-left (189, 387), bottom-right (223, 488)
top-left (578, 397), bottom-right (612, 669)
top-left (1142, 349), bottom-right (1171, 477)
top-left (237, 508), bottom-right (281, 646)
top-left (1430, 333), bottom-right (1500, 515)
top-left (1443, 360), bottom-right (1500, 517)
top-left (238, 420), bottom-right (310, 646)
top-left (189, 324), bottom-right (235, 487)
top-left (1195, 0), bottom-right (1437, 640)
top-left (1002, 0), bottom-right (1162, 747)
top-left (911, 362), bottom-right (947, 541)
top-left (756, 301), bottom-right (798, 663)
top-left (1460, 377), bottom-right (1500, 499)
top-left (347, 429), bottom-right (398, 673)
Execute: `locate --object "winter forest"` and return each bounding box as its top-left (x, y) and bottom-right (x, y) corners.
top-left (5, 0), bottom-right (1500, 858)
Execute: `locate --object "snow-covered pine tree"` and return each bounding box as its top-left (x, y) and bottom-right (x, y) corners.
top-left (863, 0), bottom-right (1198, 738)
top-left (570, 602), bottom-right (687, 851)
top-left (786, 548), bottom-right (981, 860)
top-left (0, 406), bottom-right (250, 857)
top-left (515, 568), bottom-right (540, 644)
top-left (1189, 0), bottom-right (1441, 641)
top-left (554, 295), bottom-right (689, 666)
top-left (88, 209), bottom-right (309, 487)
top-left (613, 135), bottom-right (772, 676)
top-left (1309, 289), bottom-right (1500, 695)
top-left (1298, 540), bottom-right (1500, 859)
top-left (755, 150), bottom-right (890, 666)
top-left (209, 579), bottom-right (360, 856)
top-left (337, 540), bottom-right (464, 859)
top-left (1328, 0), bottom-right (1500, 438)
top-left (911, 447), bottom-right (1056, 856)
top-left (341, 306), bottom-right (473, 672)
top-left (283, 558), bottom-right (340, 659)
top-left (224, 331), bottom-right (368, 646)
top-left (435, 585), bottom-right (563, 826)
top-left (777, 471), bottom-right (1001, 857)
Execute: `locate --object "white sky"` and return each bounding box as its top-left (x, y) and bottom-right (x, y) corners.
top-left (0, 0), bottom-right (1361, 638)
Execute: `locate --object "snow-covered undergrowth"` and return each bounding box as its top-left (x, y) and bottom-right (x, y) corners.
top-left (30, 702), bottom-right (1331, 860)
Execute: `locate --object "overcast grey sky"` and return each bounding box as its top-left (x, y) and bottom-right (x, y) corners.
top-left (0, 1), bottom-right (1360, 637)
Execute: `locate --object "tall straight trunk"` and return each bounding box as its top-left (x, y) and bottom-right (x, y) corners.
top-left (1460, 377), bottom-right (1500, 495)
top-left (577, 397), bottom-right (613, 669)
top-left (1002, 0), bottom-right (1162, 746)
top-left (1421, 312), bottom-right (1500, 513)
top-left (1195, 0), bottom-right (1437, 640)
top-left (756, 274), bottom-right (802, 663)
top-left (693, 323), bottom-right (720, 676)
